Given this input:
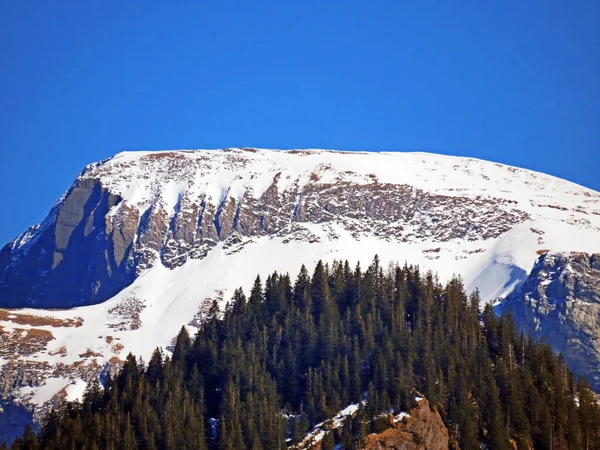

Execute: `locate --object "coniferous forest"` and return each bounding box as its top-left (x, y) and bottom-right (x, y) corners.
top-left (7, 257), bottom-right (600, 450)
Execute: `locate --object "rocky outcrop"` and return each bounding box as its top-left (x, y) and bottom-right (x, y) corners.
top-left (297, 397), bottom-right (451, 450)
top-left (0, 178), bottom-right (134, 308)
top-left (499, 252), bottom-right (600, 391)
top-left (361, 399), bottom-right (451, 450)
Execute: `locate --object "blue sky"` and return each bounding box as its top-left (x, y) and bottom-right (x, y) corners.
top-left (1, 1), bottom-right (599, 245)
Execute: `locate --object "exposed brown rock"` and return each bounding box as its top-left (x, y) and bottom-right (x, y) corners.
top-left (78, 348), bottom-right (103, 358)
top-left (107, 296), bottom-right (145, 331)
top-left (0, 310), bottom-right (82, 328)
top-left (298, 398), bottom-right (452, 450)
top-left (0, 328), bottom-right (54, 357)
top-left (361, 399), bottom-right (450, 450)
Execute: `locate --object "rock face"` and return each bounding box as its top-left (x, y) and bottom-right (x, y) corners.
top-left (0, 178), bottom-right (131, 308)
top-left (297, 397), bottom-right (450, 450)
top-left (499, 252), bottom-right (600, 391)
top-left (361, 399), bottom-right (450, 450)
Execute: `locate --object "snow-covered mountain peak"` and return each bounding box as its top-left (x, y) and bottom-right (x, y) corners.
top-left (1, 148), bottom-right (599, 425)
top-left (3, 147), bottom-right (600, 308)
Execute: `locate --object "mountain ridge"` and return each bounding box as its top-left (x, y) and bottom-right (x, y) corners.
top-left (3, 148), bottom-right (599, 309)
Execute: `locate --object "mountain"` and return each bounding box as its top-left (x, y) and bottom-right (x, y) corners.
top-left (3, 149), bottom-right (600, 309)
top-left (1, 148), bottom-right (600, 439)
top-left (499, 252), bottom-right (600, 391)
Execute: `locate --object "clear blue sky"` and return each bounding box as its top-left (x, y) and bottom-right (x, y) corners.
top-left (1, 1), bottom-right (599, 245)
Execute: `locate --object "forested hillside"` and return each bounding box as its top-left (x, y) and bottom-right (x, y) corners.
top-left (8, 257), bottom-right (600, 450)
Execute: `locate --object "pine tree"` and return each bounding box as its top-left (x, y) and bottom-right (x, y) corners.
top-left (122, 415), bottom-right (137, 450)
top-left (146, 347), bottom-right (164, 387)
top-left (172, 326), bottom-right (191, 368)
top-left (321, 431), bottom-right (336, 450)
top-left (22, 425), bottom-right (40, 450)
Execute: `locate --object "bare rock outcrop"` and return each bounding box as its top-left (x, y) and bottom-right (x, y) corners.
top-left (499, 252), bottom-right (600, 391)
top-left (299, 397), bottom-right (452, 450)
top-left (362, 399), bottom-right (451, 450)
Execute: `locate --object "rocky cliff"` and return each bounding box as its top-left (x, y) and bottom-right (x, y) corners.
top-left (499, 252), bottom-right (600, 391)
top-left (0, 178), bottom-right (132, 308)
top-left (361, 399), bottom-right (451, 450)
top-left (296, 397), bottom-right (451, 450)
